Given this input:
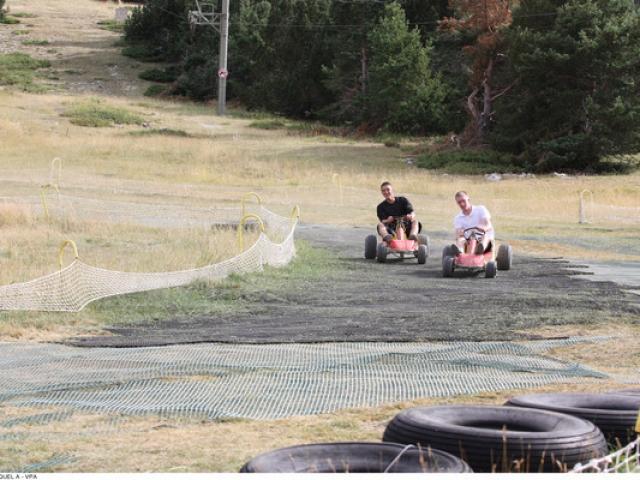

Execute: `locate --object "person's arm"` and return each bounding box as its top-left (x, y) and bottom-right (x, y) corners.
top-left (477, 206), bottom-right (493, 232)
top-left (454, 217), bottom-right (464, 239)
top-left (403, 197), bottom-right (416, 221)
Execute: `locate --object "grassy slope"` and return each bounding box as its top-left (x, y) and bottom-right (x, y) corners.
top-left (0, 0), bottom-right (638, 472)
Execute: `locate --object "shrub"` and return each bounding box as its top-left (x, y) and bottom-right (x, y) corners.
top-left (143, 84), bottom-right (167, 97)
top-left (122, 44), bottom-right (165, 62)
top-left (417, 149), bottom-right (522, 174)
top-left (139, 67), bottom-right (178, 83)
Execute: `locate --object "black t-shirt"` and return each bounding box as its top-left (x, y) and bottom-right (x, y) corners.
top-left (377, 196), bottom-right (414, 221)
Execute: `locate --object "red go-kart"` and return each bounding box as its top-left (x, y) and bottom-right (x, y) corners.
top-left (364, 216), bottom-right (430, 264)
top-left (441, 227), bottom-right (512, 278)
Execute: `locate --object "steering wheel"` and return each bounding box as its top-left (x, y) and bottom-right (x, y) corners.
top-left (463, 227), bottom-right (485, 240)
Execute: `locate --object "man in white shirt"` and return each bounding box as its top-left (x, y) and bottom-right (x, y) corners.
top-left (453, 191), bottom-right (494, 254)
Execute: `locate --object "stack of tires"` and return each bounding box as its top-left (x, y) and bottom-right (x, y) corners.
top-left (504, 392), bottom-right (640, 445)
top-left (383, 405), bottom-right (608, 472)
top-left (240, 391), bottom-right (640, 473)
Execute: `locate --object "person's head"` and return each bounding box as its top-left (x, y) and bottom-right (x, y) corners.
top-left (455, 191), bottom-right (471, 211)
top-left (380, 181), bottom-right (395, 201)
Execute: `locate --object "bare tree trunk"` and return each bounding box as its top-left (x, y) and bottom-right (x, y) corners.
top-left (480, 58), bottom-right (494, 138)
top-left (361, 46), bottom-right (368, 96)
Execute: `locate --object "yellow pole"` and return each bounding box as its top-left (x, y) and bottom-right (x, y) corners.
top-left (579, 189), bottom-right (593, 224)
top-left (50, 157), bottom-right (62, 187)
top-left (332, 173), bottom-right (344, 206)
top-left (237, 214), bottom-right (265, 251)
top-left (290, 205), bottom-right (301, 223)
top-left (40, 184), bottom-right (59, 223)
top-left (241, 192), bottom-right (262, 217)
top-left (58, 239), bottom-right (79, 269)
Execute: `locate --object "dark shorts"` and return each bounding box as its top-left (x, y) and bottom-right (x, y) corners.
top-left (383, 221), bottom-right (421, 236)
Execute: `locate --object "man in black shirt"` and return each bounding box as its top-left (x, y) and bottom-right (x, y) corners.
top-left (376, 181), bottom-right (420, 243)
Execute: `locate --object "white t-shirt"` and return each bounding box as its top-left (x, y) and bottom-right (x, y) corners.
top-left (454, 205), bottom-right (494, 239)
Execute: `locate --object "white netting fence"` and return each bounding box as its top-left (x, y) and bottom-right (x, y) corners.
top-left (572, 437), bottom-right (640, 473)
top-left (0, 197), bottom-right (298, 312)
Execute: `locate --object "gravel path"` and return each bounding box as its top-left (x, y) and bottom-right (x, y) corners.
top-left (69, 224), bottom-right (640, 347)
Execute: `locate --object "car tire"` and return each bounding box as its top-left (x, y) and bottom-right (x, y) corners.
top-left (382, 405), bottom-right (607, 473)
top-left (240, 442), bottom-right (472, 473)
top-left (376, 243), bottom-right (388, 263)
top-left (417, 245), bottom-right (428, 264)
top-left (505, 393), bottom-right (640, 444)
top-left (485, 260), bottom-right (497, 278)
top-left (497, 244), bottom-right (513, 271)
top-left (443, 256), bottom-right (455, 277)
top-left (365, 235), bottom-right (377, 259)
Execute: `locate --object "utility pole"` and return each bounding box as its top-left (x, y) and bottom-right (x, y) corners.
top-left (189, 0), bottom-right (230, 116)
top-left (217, 0), bottom-right (229, 115)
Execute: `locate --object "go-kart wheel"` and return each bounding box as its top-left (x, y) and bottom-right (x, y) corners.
top-left (364, 235), bottom-right (377, 259)
top-left (417, 244), bottom-right (428, 264)
top-left (417, 234), bottom-right (430, 258)
top-left (485, 261), bottom-right (497, 278)
top-left (376, 243), bottom-right (388, 263)
top-left (442, 246), bottom-right (455, 267)
top-left (496, 244), bottom-right (512, 271)
top-left (442, 256), bottom-right (455, 277)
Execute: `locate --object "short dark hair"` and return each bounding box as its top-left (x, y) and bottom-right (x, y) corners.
top-left (380, 181), bottom-right (392, 189)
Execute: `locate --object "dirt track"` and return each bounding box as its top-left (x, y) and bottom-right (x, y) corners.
top-left (70, 225), bottom-right (640, 347)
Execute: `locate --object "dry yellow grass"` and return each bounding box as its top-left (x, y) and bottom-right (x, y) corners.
top-left (0, 378), bottom-right (633, 472)
top-left (0, 0), bottom-right (638, 472)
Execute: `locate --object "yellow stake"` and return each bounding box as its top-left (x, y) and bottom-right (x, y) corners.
top-left (290, 205), bottom-right (301, 223)
top-left (50, 157), bottom-right (63, 187)
top-left (58, 239), bottom-right (79, 269)
top-left (241, 192), bottom-right (262, 217)
top-left (237, 214), bottom-right (265, 251)
top-left (40, 183), bottom-right (60, 223)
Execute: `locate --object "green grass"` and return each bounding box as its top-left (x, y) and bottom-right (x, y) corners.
top-left (129, 128), bottom-right (191, 138)
top-left (62, 99), bottom-right (145, 127)
top-left (11, 29), bottom-right (30, 35)
top-left (21, 39), bottom-right (49, 46)
top-left (97, 19), bottom-right (124, 33)
top-left (0, 241), bottom-right (331, 333)
top-left (0, 15), bottom-right (19, 24)
top-left (143, 84), bottom-right (167, 97)
top-left (248, 119), bottom-right (287, 130)
top-left (10, 12), bottom-right (37, 18)
top-left (417, 149), bottom-right (523, 174)
top-left (90, 241), bottom-right (332, 326)
top-left (0, 53), bottom-right (50, 92)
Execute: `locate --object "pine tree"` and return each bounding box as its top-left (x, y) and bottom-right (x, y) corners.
top-left (491, 0), bottom-right (640, 171)
top-left (366, 2), bottom-right (448, 133)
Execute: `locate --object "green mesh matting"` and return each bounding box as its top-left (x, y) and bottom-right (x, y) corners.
top-left (0, 338), bottom-right (607, 421)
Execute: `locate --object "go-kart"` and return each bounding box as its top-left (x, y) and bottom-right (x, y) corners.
top-left (441, 227), bottom-right (512, 278)
top-left (364, 216), bottom-right (430, 264)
